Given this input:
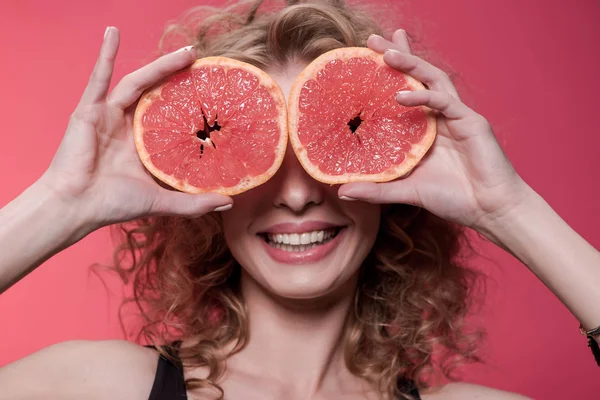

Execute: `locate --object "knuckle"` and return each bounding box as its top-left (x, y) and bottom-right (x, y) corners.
top-left (474, 114), bottom-right (491, 127)
top-left (155, 63), bottom-right (173, 77)
top-left (430, 90), bottom-right (447, 103)
top-left (118, 74), bottom-right (132, 90)
top-left (147, 195), bottom-right (163, 214)
top-left (375, 184), bottom-right (386, 201)
top-left (71, 104), bottom-right (102, 124)
top-left (466, 113), bottom-right (489, 129)
top-left (407, 54), bottom-right (420, 68)
top-left (442, 91), bottom-right (455, 102)
top-left (119, 73), bottom-right (139, 91)
top-left (433, 68), bottom-right (450, 82)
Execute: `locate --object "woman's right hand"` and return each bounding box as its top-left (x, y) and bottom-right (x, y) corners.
top-left (39, 27), bottom-right (233, 234)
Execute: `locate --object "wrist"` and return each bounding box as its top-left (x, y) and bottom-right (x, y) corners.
top-left (0, 178), bottom-right (96, 292)
top-left (31, 175), bottom-right (97, 245)
top-left (473, 180), bottom-right (540, 248)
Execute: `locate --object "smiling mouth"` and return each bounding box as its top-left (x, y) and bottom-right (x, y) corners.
top-left (259, 227), bottom-right (343, 252)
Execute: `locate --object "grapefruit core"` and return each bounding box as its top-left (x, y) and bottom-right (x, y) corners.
top-left (133, 57), bottom-right (288, 195)
top-left (287, 47), bottom-right (437, 184)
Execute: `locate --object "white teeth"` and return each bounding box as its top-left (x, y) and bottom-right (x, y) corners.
top-left (317, 231), bottom-right (324, 242)
top-left (282, 243), bottom-right (314, 252)
top-left (289, 234), bottom-right (300, 245)
top-left (266, 228), bottom-right (338, 249)
top-left (300, 233), bottom-right (311, 245)
top-left (310, 231), bottom-right (318, 242)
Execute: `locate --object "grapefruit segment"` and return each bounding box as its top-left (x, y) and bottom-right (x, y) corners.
top-left (150, 138), bottom-right (197, 176)
top-left (218, 68), bottom-right (259, 122)
top-left (142, 101), bottom-right (189, 130)
top-left (134, 57), bottom-right (288, 195)
top-left (142, 129), bottom-right (192, 155)
top-left (160, 70), bottom-right (205, 130)
top-left (288, 47), bottom-right (437, 184)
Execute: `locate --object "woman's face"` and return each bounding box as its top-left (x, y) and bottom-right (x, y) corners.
top-left (221, 63), bottom-right (381, 300)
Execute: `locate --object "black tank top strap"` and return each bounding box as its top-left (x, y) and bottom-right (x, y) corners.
top-left (145, 342), bottom-right (419, 400)
top-left (397, 376), bottom-right (421, 400)
top-left (146, 342), bottom-right (187, 400)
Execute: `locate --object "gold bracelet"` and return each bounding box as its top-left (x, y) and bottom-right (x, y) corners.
top-left (579, 323), bottom-right (600, 337)
top-left (579, 323), bottom-right (600, 367)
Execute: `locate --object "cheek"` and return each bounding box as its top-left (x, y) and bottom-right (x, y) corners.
top-left (222, 211), bottom-right (251, 273)
top-left (221, 209), bottom-right (249, 246)
top-left (344, 201), bottom-right (382, 237)
top-left (221, 185), bottom-right (270, 239)
top-left (336, 201), bottom-right (381, 277)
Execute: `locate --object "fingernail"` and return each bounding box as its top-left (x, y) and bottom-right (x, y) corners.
top-left (396, 91), bottom-right (413, 101)
top-left (174, 45), bottom-right (194, 54)
top-left (212, 204), bottom-right (232, 212)
top-left (339, 196), bottom-right (358, 201)
top-left (369, 33), bottom-right (383, 40)
top-left (104, 26), bottom-right (112, 40)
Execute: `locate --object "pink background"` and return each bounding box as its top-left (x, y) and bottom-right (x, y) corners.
top-left (1, 0), bottom-right (599, 398)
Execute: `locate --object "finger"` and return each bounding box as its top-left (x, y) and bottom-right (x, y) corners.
top-left (107, 45), bottom-right (197, 110)
top-left (148, 191), bottom-right (233, 218)
top-left (383, 49), bottom-right (460, 98)
top-left (367, 33), bottom-right (410, 55)
top-left (391, 29), bottom-right (413, 54)
top-left (79, 27), bottom-right (120, 106)
top-left (338, 181), bottom-right (422, 207)
top-left (396, 89), bottom-right (473, 120)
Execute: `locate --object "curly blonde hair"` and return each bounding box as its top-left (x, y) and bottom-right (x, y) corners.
top-left (111, 1), bottom-right (487, 399)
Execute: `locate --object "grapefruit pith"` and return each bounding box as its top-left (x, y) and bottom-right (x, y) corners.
top-left (287, 47), bottom-right (437, 184)
top-left (133, 57), bottom-right (288, 195)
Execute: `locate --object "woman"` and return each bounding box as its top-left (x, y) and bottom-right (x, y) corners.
top-left (0, 0), bottom-right (598, 399)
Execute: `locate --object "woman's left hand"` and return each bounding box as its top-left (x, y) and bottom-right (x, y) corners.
top-left (338, 30), bottom-right (531, 231)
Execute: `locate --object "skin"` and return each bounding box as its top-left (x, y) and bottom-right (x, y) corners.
top-left (222, 62), bottom-right (380, 303)
top-left (217, 62), bottom-right (382, 398)
top-left (0, 26), bottom-right (598, 400)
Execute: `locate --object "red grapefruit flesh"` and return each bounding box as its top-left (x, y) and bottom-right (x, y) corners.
top-left (134, 57), bottom-right (288, 195)
top-left (288, 47), bottom-right (437, 184)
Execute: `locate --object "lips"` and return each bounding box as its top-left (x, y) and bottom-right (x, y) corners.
top-left (260, 221), bottom-right (343, 234)
top-left (266, 228), bottom-right (338, 246)
top-left (257, 221), bottom-right (347, 264)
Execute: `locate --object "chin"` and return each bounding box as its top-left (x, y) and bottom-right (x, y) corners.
top-left (259, 265), bottom-right (358, 301)
top-left (224, 220), bottom-right (379, 305)
top-left (236, 246), bottom-right (363, 304)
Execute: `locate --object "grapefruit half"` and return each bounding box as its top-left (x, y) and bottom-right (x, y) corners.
top-left (288, 47), bottom-right (437, 184)
top-left (133, 57), bottom-right (288, 195)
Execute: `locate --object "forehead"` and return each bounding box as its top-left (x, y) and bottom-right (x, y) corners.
top-left (265, 62), bottom-right (309, 99)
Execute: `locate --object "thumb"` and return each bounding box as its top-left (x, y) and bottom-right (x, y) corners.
top-left (148, 190), bottom-right (233, 218)
top-left (338, 181), bottom-right (422, 207)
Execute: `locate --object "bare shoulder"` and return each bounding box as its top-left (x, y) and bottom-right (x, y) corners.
top-left (420, 382), bottom-right (532, 400)
top-left (0, 339), bottom-right (159, 400)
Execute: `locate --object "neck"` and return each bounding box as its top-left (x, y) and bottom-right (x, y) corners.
top-left (227, 269), bottom-right (361, 394)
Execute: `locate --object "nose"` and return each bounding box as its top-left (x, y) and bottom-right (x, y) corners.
top-left (271, 145), bottom-right (325, 213)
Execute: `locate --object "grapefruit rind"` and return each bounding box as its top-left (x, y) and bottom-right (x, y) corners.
top-left (133, 57), bottom-right (288, 196)
top-left (287, 47), bottom-right (437, 184)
